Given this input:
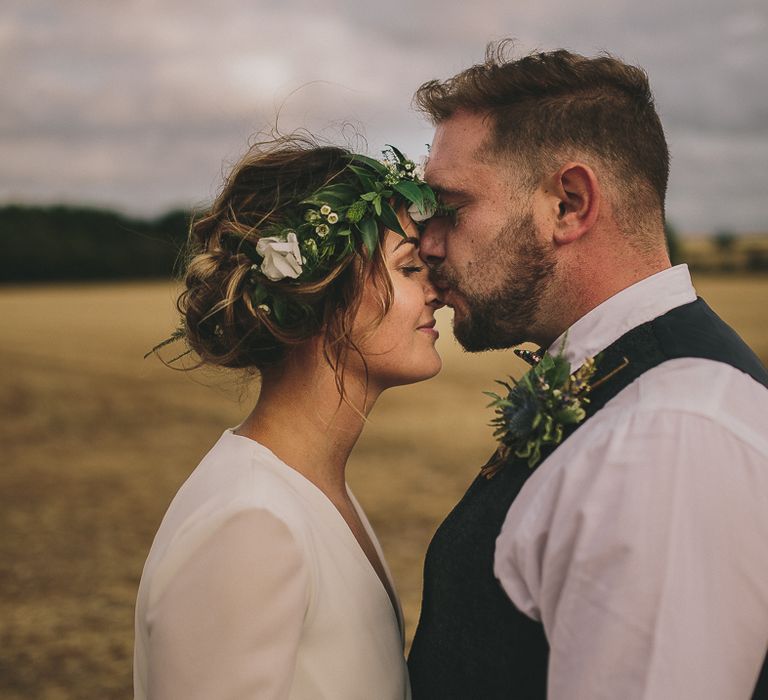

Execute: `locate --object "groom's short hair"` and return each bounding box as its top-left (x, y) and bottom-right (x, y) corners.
top-left (415, 41), bottom-right (669, 235)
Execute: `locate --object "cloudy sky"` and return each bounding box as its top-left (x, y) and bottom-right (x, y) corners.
top-left (3, 0), bottom-right (766, 233)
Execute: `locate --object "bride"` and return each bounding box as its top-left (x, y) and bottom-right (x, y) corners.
top-left (133, 137), bottom-right (442, 699)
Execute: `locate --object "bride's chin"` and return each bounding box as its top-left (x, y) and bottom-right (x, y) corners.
top-left (391, 354), bottom-right (443, 388)
top-left (425, 352), bottom-right (443, 379)
top-left (361, 343), bottom-right (443, 391)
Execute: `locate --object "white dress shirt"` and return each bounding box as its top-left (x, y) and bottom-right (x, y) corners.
top-left (494, 265), bottom-right (768, 700)
top-left (134, 429), bottom-right (409, 700)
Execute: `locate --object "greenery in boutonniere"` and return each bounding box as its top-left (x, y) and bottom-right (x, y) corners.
top-left (481, 350), bottom-right (598, 477)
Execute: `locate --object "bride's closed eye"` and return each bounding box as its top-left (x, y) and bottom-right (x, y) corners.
top-left (399, 264), bottom-right (425, 277)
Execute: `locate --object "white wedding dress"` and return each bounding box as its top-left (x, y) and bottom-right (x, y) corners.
top-left (134, 429), bottom-right (410, 699)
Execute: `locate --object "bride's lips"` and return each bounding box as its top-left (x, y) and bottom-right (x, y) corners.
top-left (417, 319), bottom-right (439, 338)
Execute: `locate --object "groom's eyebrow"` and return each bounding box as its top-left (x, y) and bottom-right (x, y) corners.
top-left (431, 184), bottom-right (469, 201)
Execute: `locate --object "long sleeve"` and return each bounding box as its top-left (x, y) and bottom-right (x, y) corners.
top-left (495, 360), bottom-right (768, 700)
top-left (145, 508), bottom-right (310, 700)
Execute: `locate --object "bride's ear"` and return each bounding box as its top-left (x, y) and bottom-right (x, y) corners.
top-left (546, 162), bottom-right (600, 245)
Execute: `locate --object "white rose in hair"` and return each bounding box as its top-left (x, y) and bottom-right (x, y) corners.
top-left (408, 200), bottom-right (436, 223)
top-left (256, 231), bottom-right (303, 281)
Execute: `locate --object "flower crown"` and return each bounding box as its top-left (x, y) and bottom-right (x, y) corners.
top-left (237, 145), bottom-right (438, 325)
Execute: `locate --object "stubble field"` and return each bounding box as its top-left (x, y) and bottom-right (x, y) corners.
top-left (2, 275), bottom-right (767, 699)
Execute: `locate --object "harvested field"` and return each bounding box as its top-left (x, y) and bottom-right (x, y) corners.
top-left (2, 274), bottom-right (767, 699)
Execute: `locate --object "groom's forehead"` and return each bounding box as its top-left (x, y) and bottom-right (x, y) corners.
top-left (430, 111), bottom-right (493, 156)
top-left (427, 124), bottom-right (495, 185)
top-left (424, 151), bottom-right (497, 198)
top-left (422, 155), bottom-right (465, 195)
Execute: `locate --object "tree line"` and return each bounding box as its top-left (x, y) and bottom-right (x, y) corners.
top-left (0, 205), bottom-right (191, 282)
top-left (0, 205), bottom-right (763, 283)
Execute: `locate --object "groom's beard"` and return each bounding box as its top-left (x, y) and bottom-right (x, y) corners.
top-left (434, 210), bottom-right (556, 352)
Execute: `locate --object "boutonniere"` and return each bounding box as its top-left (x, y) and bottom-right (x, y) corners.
top-left (481, 348), bottom-right (629, 479)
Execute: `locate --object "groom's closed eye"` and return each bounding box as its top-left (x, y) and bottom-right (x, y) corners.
top-left (432, 202), bottom-right (460, 227)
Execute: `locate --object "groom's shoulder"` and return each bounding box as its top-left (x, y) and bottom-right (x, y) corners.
top-left (601, 356), bottom-right (768, 447)
top-left (635, 355), bottom-right (768, 404)
top-left (650, 298), bottom-right (768, 383)
top-left (530, 358), bottom-right (768, 496)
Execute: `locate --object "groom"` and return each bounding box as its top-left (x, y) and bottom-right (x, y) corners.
top-left (407, 43), bottom-right (768, 699)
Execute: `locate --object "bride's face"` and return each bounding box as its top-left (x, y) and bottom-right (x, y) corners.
top-left (354, 222), bottom-right (444, 391)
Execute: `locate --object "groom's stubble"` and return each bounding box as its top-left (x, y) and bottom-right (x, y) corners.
top-left (432, 207), bottom-right (557, 352)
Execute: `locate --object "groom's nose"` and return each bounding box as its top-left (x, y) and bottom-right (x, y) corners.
top-left (418, 220), bottom-right (446, 268)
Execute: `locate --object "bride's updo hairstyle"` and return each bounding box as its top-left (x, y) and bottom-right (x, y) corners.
top-left (176, 135), bottom-right (435, 391)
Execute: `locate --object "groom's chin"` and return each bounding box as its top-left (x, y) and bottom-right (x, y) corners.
top-left (453, 317), bottom-right (505, 353)
top-left (453, 312), bottom-right (527, 353)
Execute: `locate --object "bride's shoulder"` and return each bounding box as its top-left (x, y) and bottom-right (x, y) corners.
top-left (186, 429), bottom-right (314, 524)
top-left (145, 432), bottom-right (317, 587)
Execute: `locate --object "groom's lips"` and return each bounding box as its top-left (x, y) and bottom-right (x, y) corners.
top-left (428, 271), bottom-right (456, 308)
top-left (439, 287), bottom-right (456, 309)
top-left (427, 268), bottom-right (461, 310)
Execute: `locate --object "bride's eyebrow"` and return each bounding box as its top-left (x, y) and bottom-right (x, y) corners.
top-left (394, 236), bottom-right (420, 250)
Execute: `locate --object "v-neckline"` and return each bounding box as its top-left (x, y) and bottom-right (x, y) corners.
top-left (225, 429), bottom-right (404, 637)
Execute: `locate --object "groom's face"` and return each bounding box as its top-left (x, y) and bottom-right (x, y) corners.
top-left (419, 111), bottom-right (556, 351)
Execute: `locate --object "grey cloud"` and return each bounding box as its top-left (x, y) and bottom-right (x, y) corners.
top-left (1, 0), bottom-right (766, 231)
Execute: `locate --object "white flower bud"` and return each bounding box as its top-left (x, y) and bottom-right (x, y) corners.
top-left (407, 200), bottom-right (436, 223)
top-left (327, 212), bottom-right (339, 224)
top-left (320, 204), bottom-right (332, 216)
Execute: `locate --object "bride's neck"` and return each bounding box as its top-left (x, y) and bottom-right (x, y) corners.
top-left (235, 345), bottom-right (380, 497)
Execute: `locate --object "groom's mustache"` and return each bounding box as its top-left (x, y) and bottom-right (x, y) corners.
top-left (428, 264), bottom-right (459, 295)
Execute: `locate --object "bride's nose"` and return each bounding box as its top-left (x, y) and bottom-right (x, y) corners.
top-left (422, 273), bottom-right (445, 309)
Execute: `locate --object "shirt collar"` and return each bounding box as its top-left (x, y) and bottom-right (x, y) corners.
top-left (547, 264), bottom-right (697, 371)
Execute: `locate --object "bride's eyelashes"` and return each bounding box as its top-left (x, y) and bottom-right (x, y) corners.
top-left (399, 264), bottom-right (425, 277)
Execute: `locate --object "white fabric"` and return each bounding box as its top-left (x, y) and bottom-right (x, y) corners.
top-left (134, 430), bottom-right (410, 700)
top-left (494, 265), bottom-right (768, 700)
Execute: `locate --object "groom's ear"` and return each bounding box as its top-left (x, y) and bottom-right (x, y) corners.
top-left (545, 162), bottom-right (600, 245)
